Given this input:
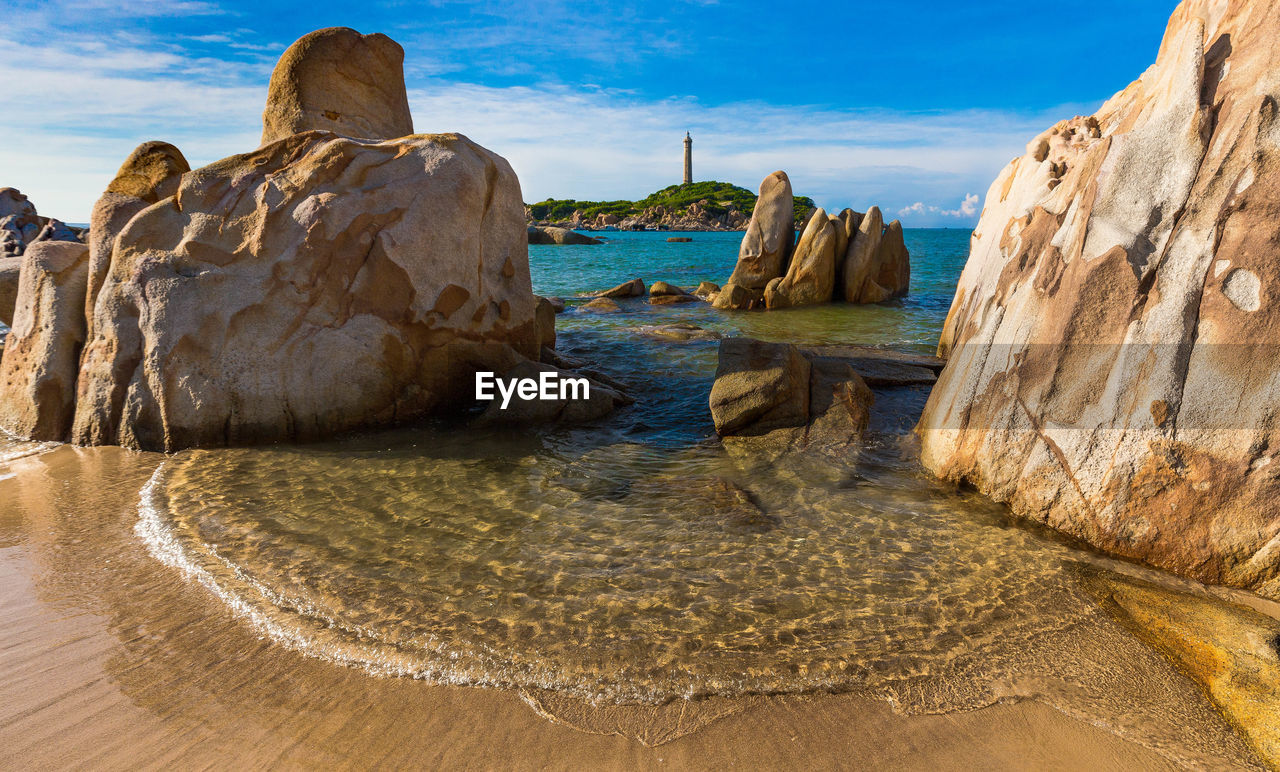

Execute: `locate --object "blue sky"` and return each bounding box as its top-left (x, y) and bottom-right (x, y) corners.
top-left (1, 0), bottom-right (1177, 225)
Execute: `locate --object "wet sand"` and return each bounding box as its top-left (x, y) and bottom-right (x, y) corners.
top-left (0, 445), bottom-right (1262, 770)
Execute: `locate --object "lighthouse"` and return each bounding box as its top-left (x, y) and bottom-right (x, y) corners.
top-left (683, 132), bottom-right (693, 185)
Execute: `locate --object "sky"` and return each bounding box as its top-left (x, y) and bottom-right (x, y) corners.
top-left (1, 0), bottom-right (1179, 226)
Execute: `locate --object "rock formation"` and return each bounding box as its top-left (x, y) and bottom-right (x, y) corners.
top-left (710, 338), bottom-right (873, 456)
top-left (71, 130), bottom-right (534, 451)
top-left (580, 297), bottom-right (622, 313)
top-left (527, 225), bottom-right (602, 245)
top-left (0, 187), bottom-right (85, 260)
top-left (764, 207), bottom-right (838, 309)
top-left (86, 141), bottom-right (189, 338)
top-left (260, 27), bottom-right (413, 146)
top-left (0, 242), bottom-right (90, 441)
top-left (841, 207), bottom-right (910, 304)
top-left (726, 171), bottom-right (795, 289)
top-left (918, 0), bottom-right (1280, 599)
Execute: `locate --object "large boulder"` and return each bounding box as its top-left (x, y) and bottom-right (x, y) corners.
top-left (0, 242), bottom-right (90, 441)
top-left (527, 225), bottom-right (602, 245)
top-left (72, 131), bottom-right (536, 451)
top-left (260, 27), bottom-right (414, 146)
top-left (918, 0), bottom-right (1280, 599)
top-left (763, 206), bottom-right (838, 308)
top-left (86, 141), bottom-right (190, 338)
top-left (726, 171), bottom-right (794, 289)
top-left (710, 338), bottom-right (872, 455)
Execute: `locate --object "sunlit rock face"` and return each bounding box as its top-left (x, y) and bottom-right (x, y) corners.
top-left (918, 0), bottom-right (1280, 598)
top-left (72, 130), bottom-right (535, 451)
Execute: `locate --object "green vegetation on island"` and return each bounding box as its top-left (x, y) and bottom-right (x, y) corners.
top-left (527, 181), bottom-right (816, 226)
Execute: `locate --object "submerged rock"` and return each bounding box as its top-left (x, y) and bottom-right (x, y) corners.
top-left (918, 0), bottom-right (1280, 599)
top-left (0, 242), bottom-right (90, 441)
top-left (580, 297), bottom-right (623, 314)
top-left (598, 278), bottom-right (645, 298)
top-left (73, 131), bottom-right (535, 451)
top-left (1080, 568), bottom-right (1280, 765)
top-left (260, 27), bottom-right (414, 146)
top-left (666, 237), bottom-right (693, 243)
top-left (710, 338), bottom-right (872, 456)
top-left (650, 294), bottom-right (699, 306)
top-left (726, 171), bottom-right (794, 289)
top-left (632, 323), bottom-right (721, 342)
top-left (630, 475), bottom-right (779, 533)
top-left (528, 225), bottom-right (602, 245)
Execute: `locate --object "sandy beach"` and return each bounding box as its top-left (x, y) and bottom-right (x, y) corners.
top-left (0, 445), bottom-right (1261, 770)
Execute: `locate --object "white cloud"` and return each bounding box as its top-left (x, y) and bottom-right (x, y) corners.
top-left (0, 21), bottom-right (1047, 227)
top-left (898, 193), bottom-right (982, 223)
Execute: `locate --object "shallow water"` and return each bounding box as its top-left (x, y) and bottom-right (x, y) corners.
top-left (0, 230), bottom-right (1267, 766)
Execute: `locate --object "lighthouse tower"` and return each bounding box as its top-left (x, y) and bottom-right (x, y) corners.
top-left (683, 132), bottom-right (693, 185)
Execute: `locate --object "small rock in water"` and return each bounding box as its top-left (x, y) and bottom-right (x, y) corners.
top-left (649, 294), bottom-right (700, 305)
top-left (667, 237), bottom-right (692, 243)
top-left (711, 282), bottom-right (762, 311)
top-left (597, 278), bottom-right (646, 298)
top-left (649, 281), bottom-right (690, 297)
top-left (580, 297), bottom-right (623, 314)
top-left (543, 296), bottom-right (566, 313)
top-left (694, 281), bottom-right (720, 297)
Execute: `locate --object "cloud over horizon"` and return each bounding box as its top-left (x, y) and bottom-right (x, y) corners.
top-left (0, 1), bottom-right (1133, 227)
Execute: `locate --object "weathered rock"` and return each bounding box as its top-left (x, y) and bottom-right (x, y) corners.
top-left (710, 338), bottom-right (873, 455)
top-left (528, 225), bottom-right (602, 245)
top-left (694, 281), bottom-right (720, 297)
top-left (87, 141), bottom-right (190, 338)
top-left (726, 171), bottom-right (794, 289)
top-left (630, 475), bottom-right (778, 532)
top-left (72, 131), bottom-right (535, 451)
top-left (598, 278), bottom-right (645, 298)
top-left (476, 360), bottom-right (628, 425)
top-left (830, 209), bottom-right (858, 264)
top-left (710, 338), bottom-right (811, 435)
top-left (0, 256), bottom-right (19, 327)
top-left (649, 280), bottom-right (690, 297)
top-left (918, 0), bottom-right (1280, 599)
top-left (0, 188), bottom-right (79, 258)
top-left (260, 27), bottom-right (414, 146)
top-left (580, 297), bottom-right (622, 313)
top-left (535, 296), bottom-right (557, 350)
top-left (1080, 568), bottom-right (1280, 765)
top-left (710, 282), bottom-right (761, 311)
top-left (544, 296), bottom-right (566, 313)
top-left (764, 207), bottom-right (838, 309)
top-left (650, 294), bottom-right (699, 305)
top-left (0, 242), bottom-right (90, 441)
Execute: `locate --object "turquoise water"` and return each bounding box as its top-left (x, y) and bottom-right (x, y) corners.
top-left (529, 229), bottom-right (971, 352)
